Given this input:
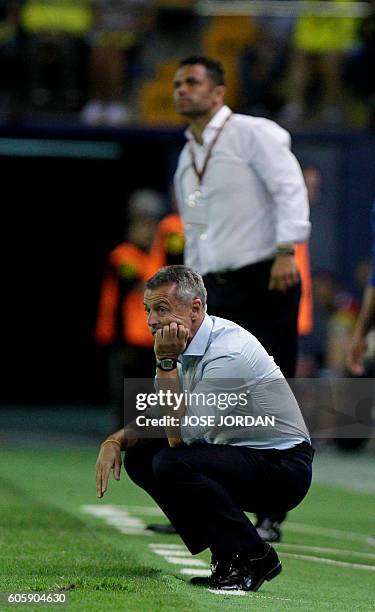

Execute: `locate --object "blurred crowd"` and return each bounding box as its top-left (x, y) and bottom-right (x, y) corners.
top-left (0, 0), bottom-right (375, 127)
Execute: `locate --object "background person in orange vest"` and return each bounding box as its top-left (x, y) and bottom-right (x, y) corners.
top-left (150, 212), bottom-right (185, 271)
top-left (95, 189), bottom-right (165, 428)
top-left (296, 241), bottom-right (313, 338)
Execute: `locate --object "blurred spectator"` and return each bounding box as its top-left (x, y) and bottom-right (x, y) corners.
top-left (140, 3), bottom-right (201, 74)
top-left (80, 0), bottom-right (153, 126)
top-left (150, 212), bottom-right (184, 270)
top-left (347, 198), bottom-right (375, 375)
top-left (300, 162), bottom-right (339, 278)
top-left (296, 240), bottom-right (314, 338)
top-left (298, 272), bottom-right (359, 377)
top-left (95, 189), bottom-right (165, 427)
top-left (344, 0), bottom-right (375, 126)
top-left (279, 0), bottom-right (358, 126)
top-left (20, 0), bottom-right (92, 111)
top-left (239, 14), bottom-right (294, 117)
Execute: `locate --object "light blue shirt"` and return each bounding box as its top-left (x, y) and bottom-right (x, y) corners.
top-left (178, 314), bottom-right (310, 449)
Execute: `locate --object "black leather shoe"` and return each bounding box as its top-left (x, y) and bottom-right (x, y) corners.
top-left (146, 523), bottom-right (177, 534)
top-left (255, 518), bottom-right (282, 543)
top-left (190, 544), bottom-right (282, 592)
top-left (190, 554), bottom-right (231, 587)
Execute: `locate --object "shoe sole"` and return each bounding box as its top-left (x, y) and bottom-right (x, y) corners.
top-left (250, 562), bottom-right (282, 592)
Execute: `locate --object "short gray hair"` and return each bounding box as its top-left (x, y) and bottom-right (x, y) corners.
top-left (146, 265), bottom-right (207, 308)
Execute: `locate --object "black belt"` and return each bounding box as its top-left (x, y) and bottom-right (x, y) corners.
top-left (204, 259), bottom-right (273, 285)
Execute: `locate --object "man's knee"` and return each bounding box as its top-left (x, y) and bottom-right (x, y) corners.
top-left (123, 448), bottom-right (148, 487)
top-left (152, 447), bottom-right (185, 482)
top-left (124, 441), bottom-right (169, 487)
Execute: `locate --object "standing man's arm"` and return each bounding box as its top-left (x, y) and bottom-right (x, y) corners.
top-left (247, 120), bottom-right (310, 292)
top-left (347, 284), bottom-right (375, 375)
top-left (268, 248), bottom-right (299, 293)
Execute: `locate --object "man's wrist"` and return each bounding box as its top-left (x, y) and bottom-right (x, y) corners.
top-left (101, 428), bottom-right (125, 450)
top-left (276, 243), bottom-right (295, 256)
top-left (101, 438), bottom-right (122, 450)
top-left (156, 357), bottom-right (181, 371)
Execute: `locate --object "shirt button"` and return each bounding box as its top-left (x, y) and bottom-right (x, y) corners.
top-left (200, 233), bottom-right (207, 240)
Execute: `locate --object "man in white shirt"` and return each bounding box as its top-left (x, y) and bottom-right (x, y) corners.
top-left (172, 56), bottom-right (311, 542)
top-left (96, 265), bottom-right (314, 592)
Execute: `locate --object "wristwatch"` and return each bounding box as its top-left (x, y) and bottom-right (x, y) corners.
top-left (156, 358), bottom-right (180, 371)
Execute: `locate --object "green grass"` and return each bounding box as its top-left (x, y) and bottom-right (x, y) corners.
top-left (0, 445), bottom-right (374, 611)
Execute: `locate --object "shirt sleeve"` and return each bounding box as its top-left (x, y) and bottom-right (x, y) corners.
top-left (246, 118), bottom-right (311, 245)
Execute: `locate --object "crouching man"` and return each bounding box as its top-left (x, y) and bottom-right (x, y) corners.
top-left (96, 265), bottom-right (314, 592)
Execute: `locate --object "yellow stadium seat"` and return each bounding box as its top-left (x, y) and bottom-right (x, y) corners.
top-left (138, 79), bottom-right (186, 126)
top-left (202, 16), bottom-right (256, 107)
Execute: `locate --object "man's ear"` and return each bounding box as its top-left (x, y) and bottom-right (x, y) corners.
top-left (213, 85), bottom-right (225, 104)
top-left (191, 298), bottom-right (202, 319)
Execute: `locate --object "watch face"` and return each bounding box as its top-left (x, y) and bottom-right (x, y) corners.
top-left (161, 359), bottom-right (174, 370)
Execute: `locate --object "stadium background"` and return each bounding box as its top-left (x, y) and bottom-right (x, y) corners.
top-left (1, 2), bottom-right (375, 609)
top-left (2, 130), bottom-right (375, 407)
top-left (1, 0), bottom-right (375, 408)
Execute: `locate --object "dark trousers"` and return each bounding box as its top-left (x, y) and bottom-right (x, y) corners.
top-left (124, 440), bottom-right (313, 558)
top-left (203, 259), bottom-right (301, 378)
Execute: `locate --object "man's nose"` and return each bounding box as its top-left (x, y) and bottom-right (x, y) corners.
top-left (147, 311), bottom-right (158, 326)
top-left (176, 82), bottom-right (188, 95)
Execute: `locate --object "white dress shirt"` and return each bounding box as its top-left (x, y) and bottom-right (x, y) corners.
top-left (173, 105), bottom-right (311, 275)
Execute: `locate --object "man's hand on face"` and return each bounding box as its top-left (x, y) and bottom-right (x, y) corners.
top-left (154, 321), bottom-right (189, 360)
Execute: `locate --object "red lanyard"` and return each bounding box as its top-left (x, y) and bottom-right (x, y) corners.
top-left (189, 112), bottom-right (232, 186)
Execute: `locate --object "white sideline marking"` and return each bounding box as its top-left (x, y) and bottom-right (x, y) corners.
top-left (208, 589), bottom-right (247, 596)
top-left (285, 522), bottom-right (370, 543)
top-left (81, 504), bottom-right (120, 516)
top-left (152, 549), bottom-right (192, 557)
top-left (277, 543), bottom-right (375, 559)
top-left (108, 517), bottom-right (145, 526)
top-left (208, 590), bottom-right (295, 601)
top-left (165, 556), bottom-right (207, 567)
top-left (81, 504), bottom-right (152, 536)
top-left (149, 543), bottom-right (185, 550)
top-left (280, 552), bottom-right (375, 571)
top-left (180, 568), bottom-right (211, 577)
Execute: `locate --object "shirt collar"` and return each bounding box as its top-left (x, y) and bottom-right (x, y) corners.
top-left (185, 105), bottom-right (232, 145)
top-left (182, 313), bottom-right (213, 357)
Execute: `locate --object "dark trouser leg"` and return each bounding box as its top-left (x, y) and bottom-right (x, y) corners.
top-left (203, 261), bottom-right (301, 378)
top-left (124, 441), bottom-right (312, 557)
top-left (124, 440), bottom-right (210, 554)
